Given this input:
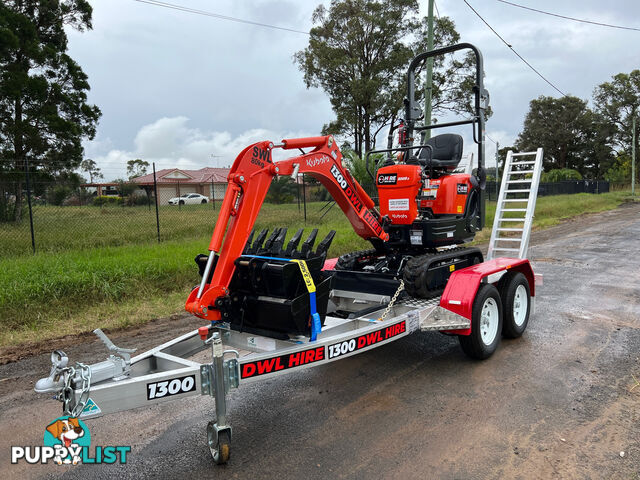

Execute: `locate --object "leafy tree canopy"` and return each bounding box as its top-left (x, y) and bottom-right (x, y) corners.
top-left (515, 96), bottom-right (614, 179)
top-left (0, 0), bottom-right (101, 220)
top-left (295, 0), bottom-right (482, 156)
top-left (126, 158), bottom-right (149, 179)
top-left (593, 70), bottom-right (640, 152)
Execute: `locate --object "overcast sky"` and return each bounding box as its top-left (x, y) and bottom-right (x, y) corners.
top-left (67, 0), bottom-right (640, 179)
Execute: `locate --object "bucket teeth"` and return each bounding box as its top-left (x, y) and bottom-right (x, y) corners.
top-left (314, 230), bottom-right (336, 257)
top-left (260, 228), bottom-right (281, 254)
top-left (299, 229), bottom-right (318, 258)
top-left (250, 229), bottom-right (268, 254)
top-left (269, 227), bottom-right (288, 255)
top-left (285, 228), bottom-right (304, 257)
top-left (243, 229), bottom-right (256, 254)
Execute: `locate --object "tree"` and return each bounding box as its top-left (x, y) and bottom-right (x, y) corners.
top-left (593, 71), bottom-right (640, 151)
top-left (266, 176), bottom-right (297, 204)
top-left (80, 158), bottom-right (102, 183)
top-left (515, 96), bottom-right (614, 178)
top-left (126, 159), bottom-right (149, 179)
top-left (540, 168), bottom-right (582, 182)
top-left (593, 70), bottom-right (640, 183)
top-left (0, 1), bottom-right (101, 221)
top-left (295, 0), bottom-right (479, 157)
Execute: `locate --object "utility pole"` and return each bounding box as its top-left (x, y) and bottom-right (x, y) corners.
top-left (633, 115), bottom-right (636, 196)
top-left (495, 141), bottom-right (499, 201)
top-left (423, 0), bottom-right (435, 141)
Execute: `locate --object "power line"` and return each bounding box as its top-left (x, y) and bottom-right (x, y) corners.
top-left (434, 0), bottom-right (440, 19)
top-left (134, 0), bottom-right (310, 35)
top-left (463, 0), bottom-right (566, 97)
top-left (496, 0), bottom-right (640, 32)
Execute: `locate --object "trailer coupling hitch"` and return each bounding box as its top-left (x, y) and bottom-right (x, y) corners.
top-left (34, 329), bottom-right (137, 395)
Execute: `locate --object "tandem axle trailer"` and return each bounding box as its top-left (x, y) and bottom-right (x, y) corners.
top-left (35, 256), bottom-right (538, 464)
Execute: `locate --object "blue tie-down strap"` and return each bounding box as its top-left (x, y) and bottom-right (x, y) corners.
top-left (308, 291), bottom-right (322, 342)
top-left (240, 255), bottom-right (322, 341)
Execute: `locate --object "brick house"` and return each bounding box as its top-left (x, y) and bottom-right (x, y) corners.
top-left (132, 167), bottom-right (230, 205)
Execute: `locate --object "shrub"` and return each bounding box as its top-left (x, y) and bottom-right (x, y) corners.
top-left (541, 168), bottom-right (583, 182)
top-left (92, 195), bottom-right (123, 206)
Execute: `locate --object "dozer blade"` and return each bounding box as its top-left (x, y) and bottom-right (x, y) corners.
top-left (284, 228), bottom-right (304, 257)
top-left (314, 230), bottom-right (336, 257)
top-left (299, 229), bottom-right (318, 258)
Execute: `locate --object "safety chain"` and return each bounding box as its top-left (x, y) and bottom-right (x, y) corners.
top-left (59, 362), bottom-right (92, 417)
top-left (378, 280), bottom-right (405, 322)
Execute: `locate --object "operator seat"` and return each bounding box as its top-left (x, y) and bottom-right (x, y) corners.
top-left (419, 133), bottom-right (463, 171)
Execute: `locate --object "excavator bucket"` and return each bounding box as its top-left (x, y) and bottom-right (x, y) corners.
top-left (196, 229), bottom-right (336, 339)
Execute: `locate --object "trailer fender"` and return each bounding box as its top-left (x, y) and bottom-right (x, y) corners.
top-left (440, 257), bottom-right (535, 335)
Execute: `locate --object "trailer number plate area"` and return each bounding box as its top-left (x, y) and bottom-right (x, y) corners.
top-left (147, 375), bottom-right (196, 400)
top-left (328, 320), bottom-right (406, 359)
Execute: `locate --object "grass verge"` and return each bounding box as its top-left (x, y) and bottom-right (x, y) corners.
top-left (0, 191), bottom-right (635, 350)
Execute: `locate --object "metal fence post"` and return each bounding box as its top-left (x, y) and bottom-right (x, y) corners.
top-left (153, 163), bottom-right (160, 242)
top-left (302, 174), bottom-right (307, 223)
top-left (211, 178), bottom-right (215, 210)
top-left (24, 157), bottom-right (36, 254)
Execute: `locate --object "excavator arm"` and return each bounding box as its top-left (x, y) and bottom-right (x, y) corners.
top-left (185, 135), bottom-right (388, 321)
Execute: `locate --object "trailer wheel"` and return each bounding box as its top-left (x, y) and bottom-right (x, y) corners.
top-left (207, 422), bottom-right (230, 464)
top-left (500, 272), bottom-right (530, 338)
top-left (459, 283), bottom-right (503, 359)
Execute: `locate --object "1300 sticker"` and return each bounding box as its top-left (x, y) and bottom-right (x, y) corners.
top-left (327, 321), bottom-right (406, 359)
top-left (147, 375), bottom-right (196, 400)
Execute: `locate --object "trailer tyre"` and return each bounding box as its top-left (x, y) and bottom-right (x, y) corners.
top-left (208, 422), bottom-right (230, 464)
top-left (459, 283), bottom-right (503, 359)
top-left (500, 272), bottom-right (530, 338)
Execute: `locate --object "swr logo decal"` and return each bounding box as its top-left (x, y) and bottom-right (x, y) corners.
top-left (251, 146), bottom-right (270, 168)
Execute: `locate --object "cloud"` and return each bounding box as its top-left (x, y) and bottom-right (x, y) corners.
top-left (85, 116), bottom-right (317, 180)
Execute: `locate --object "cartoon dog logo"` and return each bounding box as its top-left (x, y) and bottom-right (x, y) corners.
top-left (45, 417), bottom-right (85, 465)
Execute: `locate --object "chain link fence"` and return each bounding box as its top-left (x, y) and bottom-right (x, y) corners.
top-left (0, 162), bottom-right (620, 257)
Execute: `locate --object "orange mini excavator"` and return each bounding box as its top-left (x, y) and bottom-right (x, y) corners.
top-left (185, 43), bottom-right (490, 340)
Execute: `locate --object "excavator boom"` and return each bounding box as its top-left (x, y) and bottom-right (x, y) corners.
top-left (185, 135), bottom-right (388, 321)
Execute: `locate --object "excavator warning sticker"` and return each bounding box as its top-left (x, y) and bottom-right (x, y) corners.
top-left (241, 346), bottom-right (325, 379)
top-left (327, 321), bottom-right (406, 360)
top-left (388, 198), bottom-right (409, 211)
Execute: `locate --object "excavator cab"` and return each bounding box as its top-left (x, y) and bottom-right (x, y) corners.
top-left (366, 43), bottom-right (488, 252)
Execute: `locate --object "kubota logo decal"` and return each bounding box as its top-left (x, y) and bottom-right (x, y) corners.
top-left (306, 155), bottom-right (331, 168)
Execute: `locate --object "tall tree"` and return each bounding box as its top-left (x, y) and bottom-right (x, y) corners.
top-left (593, 70), bottom-right (640, 152)
top-left (0, 0), bottom-right (101, 221)
top-left (593, 70), bottom-right (640, 184)
top-left (126, 158), bottom-right (149, 179)
top-left (80, 158), bottom-right (102, 183)
top-left (515, 96), bottom-right (614, 178)
top-left (295, 0), bottom-right (478, 157)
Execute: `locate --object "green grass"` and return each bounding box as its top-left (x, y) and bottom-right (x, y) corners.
top-left (0, 192), bottom-right (634, 349)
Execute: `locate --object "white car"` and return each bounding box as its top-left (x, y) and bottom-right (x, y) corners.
top-left (168, 193), bottom-right (209, 205)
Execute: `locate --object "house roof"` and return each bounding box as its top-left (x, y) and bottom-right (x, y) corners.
top-left (133, 167), bottom-right (230, 185)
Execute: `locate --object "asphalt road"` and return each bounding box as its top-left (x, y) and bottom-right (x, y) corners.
top-left (2, 203), bottom-right (640, 479)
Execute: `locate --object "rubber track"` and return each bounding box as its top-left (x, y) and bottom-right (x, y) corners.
top-left (334, 249), bottom-right (380, 271)
top-left (402, 247), bottom-right (483, 299)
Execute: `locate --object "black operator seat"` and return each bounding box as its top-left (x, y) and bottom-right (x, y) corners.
top-left (419, 133), bottom-right (464, 170)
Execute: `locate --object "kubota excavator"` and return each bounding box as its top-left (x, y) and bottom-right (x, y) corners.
top-left (185, 43), bottom-right (490, 340)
